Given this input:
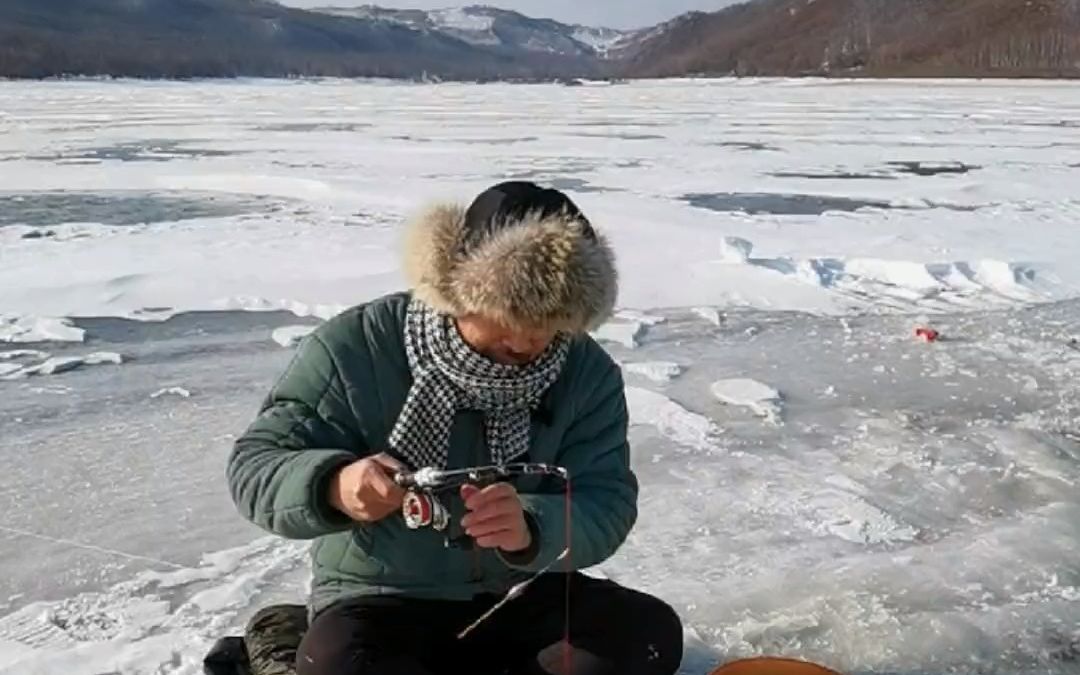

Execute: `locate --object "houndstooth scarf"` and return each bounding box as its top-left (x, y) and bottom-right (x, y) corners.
top-left (387, 298), bottom-right (570, 471)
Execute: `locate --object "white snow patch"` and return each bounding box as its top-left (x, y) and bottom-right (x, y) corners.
top-left (431, 7), bottom-right (495, 32)
top-left (710, 378), bottom-right (784, 424)
top-left (0, 316), bottom-right (84, 344)
top-left (570, 27), bottom-right (627, 55)
top-left (150, 387), bottom-right (191, 399)
top-left (625, 386), bottom-right (723, 454)
top-left (623, 361), bottom-right (683, 383)
top-left (592, 321), bottom-right (645, 348)
top-left (271, 325), bottom-right (316, 348)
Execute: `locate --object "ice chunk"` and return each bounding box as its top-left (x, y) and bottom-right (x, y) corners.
top-left (0, 350), bottom-right (48, 361)
top-left (710, 378), bottom-right (784, 424)
top-left (625, 386), bottom-right (723, 454)
top-left (271, 325), bottom-right (316, 348)
top-left (84, 352), bottom-right (124, 365)
top-left (26, 357), bottom-right (85, 376)
top-left (692, 306), bottom-right (723, 326)
top-left (592, 321), bottom-right (644, 349)
top-left (623, 361), bottom-right (683, 383)
top-left (0, 316), bottom-right (85, 344)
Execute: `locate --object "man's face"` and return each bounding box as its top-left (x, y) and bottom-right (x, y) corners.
top-left (455, 314), bottom-right (557, 366)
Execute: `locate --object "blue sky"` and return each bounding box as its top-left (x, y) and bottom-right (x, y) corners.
top-left (280, 1), bottom-right (744, 29)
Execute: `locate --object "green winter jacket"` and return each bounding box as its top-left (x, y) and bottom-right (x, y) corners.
top-left (226, 291), bottom-right (638, 614)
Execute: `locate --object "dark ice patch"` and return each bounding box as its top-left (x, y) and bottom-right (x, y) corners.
top-left (19, 140), bottom-right (239, 163)
top-left (711, 141), bottom-right (780, 152)
top-left (683, 192), bottom-right (893, 216)
top-left (574, 132), bottom-right (666, 140)
top-left (256, 122), bottom-right (370, 132)
top-left (500, 175), bottom-right (616, 193)
top-left (455, 137), bottom-right (539, 144)
top-left (887, 161), bottom-right (979, 176)
top-left (770, 170), bottom-right (897, 181)
top-left (0, 191), bottom-right (275, 227)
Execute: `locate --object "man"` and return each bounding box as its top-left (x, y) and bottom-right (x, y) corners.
top-left (225, 181), bottom-right (684, 675)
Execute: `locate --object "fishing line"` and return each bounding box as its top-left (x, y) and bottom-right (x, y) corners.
top-left (0, 524), bottom-right (187, 570)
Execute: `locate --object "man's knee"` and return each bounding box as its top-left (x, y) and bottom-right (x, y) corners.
top-left (574, 578), bottom-right (684, 675)
top-left (631, 591), bottom-right (684, 674)
top-left (294, 608), bottom-right (365, 675)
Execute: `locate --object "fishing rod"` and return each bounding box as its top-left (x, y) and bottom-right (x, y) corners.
top-left (392, 462), bottom-right (572, 639)
top-left (394, 462), bottom-right (568, 531)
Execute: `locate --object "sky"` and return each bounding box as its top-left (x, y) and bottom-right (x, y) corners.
top-left (279, 0), bottom-right (743, 29)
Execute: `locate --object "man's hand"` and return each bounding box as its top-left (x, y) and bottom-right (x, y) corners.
top-left (328, 453), bottom-right (406, 523)
top-left (460, 482), bottom-right (532, 552)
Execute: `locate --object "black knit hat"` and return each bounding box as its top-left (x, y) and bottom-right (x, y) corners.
top-left (460, 181), bottom-right (595, 254)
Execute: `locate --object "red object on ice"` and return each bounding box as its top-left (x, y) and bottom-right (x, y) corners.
top-left (914, 327), bottom-right (940, 342)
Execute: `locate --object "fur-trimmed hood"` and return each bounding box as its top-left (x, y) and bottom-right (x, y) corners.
top-left (402, 201), bottom-right (618, 334)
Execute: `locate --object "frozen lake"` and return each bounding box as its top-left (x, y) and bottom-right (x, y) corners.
top-left (1, 78), bottom-right (1079, 674)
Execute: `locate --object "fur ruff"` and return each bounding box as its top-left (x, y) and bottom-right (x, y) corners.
top-left (402, 202), bottom-right (618, 333)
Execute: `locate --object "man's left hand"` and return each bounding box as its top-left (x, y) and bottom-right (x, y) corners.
top-left (460, 482), bottom-right (531, 552)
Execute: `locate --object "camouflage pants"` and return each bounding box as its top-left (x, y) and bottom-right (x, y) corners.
top-left (203, 604), bottom-right (310, 675)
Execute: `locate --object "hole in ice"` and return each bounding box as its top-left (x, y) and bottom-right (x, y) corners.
top-left (0, 191), bottom-right (275, 227)
top-left (683, 192), bottom-right (893, 216)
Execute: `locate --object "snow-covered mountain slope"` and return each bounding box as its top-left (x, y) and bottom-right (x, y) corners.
top-left (314, 4), bottom-right (634, 57)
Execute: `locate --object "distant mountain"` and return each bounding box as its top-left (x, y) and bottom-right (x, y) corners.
top-left (618, 0), bottom-right (1080, 78)
top-left (2, 0), bottom-right (1076, 81)
top-left (0, 0), bottom-right (614, 80)
top-left (313, 5), bottom-right (631, 59)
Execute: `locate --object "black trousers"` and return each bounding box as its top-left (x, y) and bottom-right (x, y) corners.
top-left (296, 573), bottom-right (684, 675)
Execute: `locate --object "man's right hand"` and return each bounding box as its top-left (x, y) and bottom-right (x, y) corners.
top-left (328, 453), bottom-right (407, 523)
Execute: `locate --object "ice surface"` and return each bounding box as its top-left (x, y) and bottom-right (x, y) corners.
top-left (2, 79), bottom-right (1080, 323)
top-left (2, 78), bottom-right (1080, 675)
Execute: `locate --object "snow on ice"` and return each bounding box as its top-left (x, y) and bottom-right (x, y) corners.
top-left (1, 77), bottom-right (1080, 675)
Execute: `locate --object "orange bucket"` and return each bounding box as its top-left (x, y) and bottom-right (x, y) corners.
top-left (710, 656), bottom-right (843, 675)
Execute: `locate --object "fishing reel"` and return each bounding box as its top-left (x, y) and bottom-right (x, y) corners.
top-left (393, 463), bottom-right (568, 532)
